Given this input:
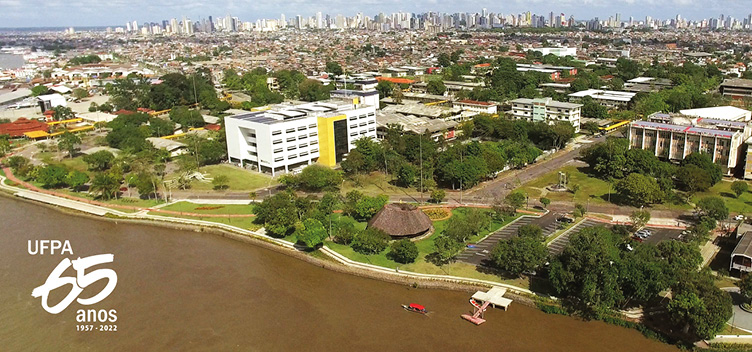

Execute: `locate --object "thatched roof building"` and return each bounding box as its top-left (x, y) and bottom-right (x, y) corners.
top-left (367, 203), bottom-right (433, 238)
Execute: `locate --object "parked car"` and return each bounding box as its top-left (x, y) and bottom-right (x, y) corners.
top-left (557, 216), bottom-right (574, 224)
top-left (735, 215), bottom-right (745, 221)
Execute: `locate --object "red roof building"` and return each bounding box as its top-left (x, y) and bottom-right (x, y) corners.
top-left (375, 77), bottom-right (416, 85)
top-left (0, 118), bottom-right (50, 138)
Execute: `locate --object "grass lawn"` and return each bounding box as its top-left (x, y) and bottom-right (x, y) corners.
top-left (324, 207), bottom-right (529, 289)
top-left (147, 211), bottom-right (261, 230)
top-left (516, 165), bottom-right (613, 205)
top-left (342, 172), bottom-right (423, 199)
top-left (693, 180), bottom-right (752, 215)
top-left (721, 324), bottom-right (752, 335)
top-left (158, 201), bottom-right (255, 215)
top-left (179, 165), bottom-right (277, 192)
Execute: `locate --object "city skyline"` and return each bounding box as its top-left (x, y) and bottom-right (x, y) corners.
top-left (1, 0), bottom-right (750, 28)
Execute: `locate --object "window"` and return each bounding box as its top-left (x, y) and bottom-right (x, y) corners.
top-left (247, 133), bottom-right (256, 138)
top-left (359, 115), bottom-right (366, 119)
top-left (349, 116), bottom-right (357, 121)
top-left (287, 137), bottom-right (296, 142)
top-left (311, 148), bottom-right (319, 153)
top-left (299, 135), bottom-right (307, 140)
top-left (274, 157), bottom-right (283, 162)
top-left (288, 155), bottom-right (297, 159)
top-left (286, 128), bottom-right (295, 133)
top-left (308, 124), bottom-right (316, 129)
top-left (351, 124), bottom-right (357, 129)
top-left (368, 120), bottom-right (374, 125)
top-left (310, 140), bottom-right (318, 145)
top-left (299, 143), bottom-right (307, 148)
top-left (368, 112), bottom-right (375, 117)
top-left (350, 132), bottom-right (358, 136)
top-left (249, 151), bottom-right (257, 156)
top-left (300, 152), bottom-right (308, 156)
top-left (360, 131), bottom-right (367, 135)
top-left (274, 148), bottom-right (283, 153)
top-left (272, 130), bottom-right (282, 135)
top-left (273, 139), bottom-right (282, 144)
top-left (309, 132), bottom-right (317, 137)
top-left (359, 122), bottom-right (366, 127)
top-left (297, 126), bottom-right (306, 131)
top-left (368, 127), bottom-right (375, 132)
top-left (248, 142), bottom-right (257, 147)
top-left (288, 146), bottom-right (297, 151)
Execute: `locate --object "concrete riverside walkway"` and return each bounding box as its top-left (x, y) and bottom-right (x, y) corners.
top-left (2, 166), bottom-right (255, 218)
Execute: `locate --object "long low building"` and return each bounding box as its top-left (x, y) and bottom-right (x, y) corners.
top-left (225, 97), bottom-right (377, 175)
top-left (627, 119), bottom-right (748, 175)
top-left (568, 89), bottom-right (636, 108)
top-left (375, 112), bottom-right (458, 141)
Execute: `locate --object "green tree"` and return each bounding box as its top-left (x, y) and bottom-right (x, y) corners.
top-left (334, 216), bottom-right (359, 245)
top-left (668, 273), bottom-right (732, 340)
top-left (376, 80), bottom-right (393, 98)
top-left (352, 227), bottom-right (390, 254)
top-left (615, 173), bottom-right (664, 207)
top-left (72, 88), bottom-right (89, 100)
top-left (52, 106), bottom-right (75, 121)
top-left (433, 235), bottom-right (462, 263)
top-left (253, 191), bottom-right (299, 237)
top-left (682, 153), bottom-right (722, 186)
top-left (82, 150), bottom-right (115, 171)
top-left (630, 210), bottom-right (651, 230)
top-left (491, 236), bottom-right (548, 277)
top-left (57, 131), bottom-right (81, 158)
top-left (0, 136), bottom-right (10, 158)
top-left (397, 163), bottom-right (417, 187)
top-left (325, 61), bottom-right (344, 76)
top-left (505, 191), bottom-right (526, 209)
top-left (294, 164), bottom-right (342, 191)
top-left (37, 164), bottom-right (69, 188)
top-left (389, 239), bottom-right (419, 264)
top-left (169, 106), bottom-right (205, 129)
top-left (737, 274), bottom-right (752, 302)
top-left (549, 226), bottom-right (623, 318)
top-left (732, 181), bottom-right (749, 198)
top-left (296, 218), bottom-right (328, 248)
top-left (212, 175), bottom-right (230, 190)
top-left (299, 79), bottom-right (332, 102)
top-left (443, 215), bottom-right (473, 243)
top-left (696, 196), bottom-right (729, 221)
top-left (437, 53), bottom-right (451, 67)
top-left (90, 173), bottom-right (120, 199)
top-left (426, 80), bottom-right (446, 95)
top-left (66, 170), bottom-right (89, 191)
top-left (675, 164), bottom-right (712, 193)
top-left (518, 224), bottom-right (544, 241)
top-left (540, 197), bottom-right (551, 208)
top-left (31, 85), bottom-right (49, 96)
top-left (430, 189), bottom-right (446, 204)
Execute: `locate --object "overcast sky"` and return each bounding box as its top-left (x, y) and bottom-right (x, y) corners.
top-left (0, 0), bottom-right (750, 28)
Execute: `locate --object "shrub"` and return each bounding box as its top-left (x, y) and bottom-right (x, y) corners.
top-left (352, 227), bottom-right (390, 254)
top-left (389, 239), bottom-right (419, 264)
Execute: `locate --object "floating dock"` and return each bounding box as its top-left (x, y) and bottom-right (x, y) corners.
top-left (461, 287), bottom-right (512, 325)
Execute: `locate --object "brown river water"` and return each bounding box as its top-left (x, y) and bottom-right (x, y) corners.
top-left (0, 197), bottom-right (678, 351)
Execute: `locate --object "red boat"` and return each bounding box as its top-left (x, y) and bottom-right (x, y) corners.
top-left (402, 303), bottom-right (427, 314)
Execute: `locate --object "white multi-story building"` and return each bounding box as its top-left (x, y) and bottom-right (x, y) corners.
top-left (568, 89), bottom-right (637, 108)
top-left (225, 98), bottom-right (377, 175)
top-left (453, 100), bottom-right (498, 115)
top-left (510, 97), bottom-right (582, 132)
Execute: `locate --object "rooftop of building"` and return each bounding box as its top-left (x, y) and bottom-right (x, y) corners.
top-left (631, 120), bottom-right (738, 139)
top-left (330, 89), bottom-right (379, 97)
top-left (227, 99), bottom-right (361, 125)
top-left (510, 97), bottom-right (583, 109)
top-left (733, 232), bottom-right (752, 258)
top-left (381, 104), bottom-right (461, 119)
top-left (375, 112), bottom-right (458, 134)
top-left (679, 106), bottom-right (751, 121)
top-left (568, 89), bottom-right (637, 102)
top-left (721, 78), bottom-right (752, 89)
top-left (455, 99), bottom-right (495, 106)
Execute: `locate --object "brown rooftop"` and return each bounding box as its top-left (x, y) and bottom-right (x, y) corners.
top-left (367, 203), bottom-right (433, 238)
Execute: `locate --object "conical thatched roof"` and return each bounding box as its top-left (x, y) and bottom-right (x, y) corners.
top-left (367, 203), bottom-right (433, 238)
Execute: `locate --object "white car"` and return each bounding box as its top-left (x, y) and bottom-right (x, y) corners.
top-left (735, 215), bottom-right (746, 221)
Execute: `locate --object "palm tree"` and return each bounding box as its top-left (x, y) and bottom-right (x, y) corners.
top-left (90, 173), bottom-right (120, 200)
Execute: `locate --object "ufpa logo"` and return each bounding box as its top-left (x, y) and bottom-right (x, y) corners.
top-left (30, 240), bottom-right (117, 315)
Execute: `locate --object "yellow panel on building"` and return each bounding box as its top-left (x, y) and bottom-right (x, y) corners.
top-left (317, 114), bottom-right (347, 167)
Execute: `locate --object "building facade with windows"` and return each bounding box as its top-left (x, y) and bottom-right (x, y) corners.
top-left (510, 97), bottom-right (582, 132)
top-left (627, 114), bottom-right (750, 175)
top-left (225, 98), bottom-right (377, 175)
top-left (568, 89), bottom-right (636, 108)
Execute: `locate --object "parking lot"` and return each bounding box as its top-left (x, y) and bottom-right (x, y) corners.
top-left (457, 212), bottom-right (560, 266)
top-left (638, 226), bottom-right (684, 245)
top-left (548, 218), bottom-right (606, 255)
